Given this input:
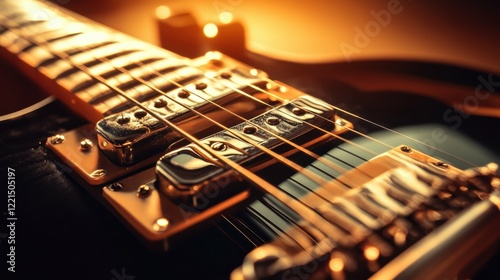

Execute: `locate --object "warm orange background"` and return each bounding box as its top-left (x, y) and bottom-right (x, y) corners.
top-left (62, 0), bottom-right (500, 73)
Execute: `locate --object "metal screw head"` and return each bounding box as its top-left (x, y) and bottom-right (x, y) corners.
top-left (116, 114), bottom-right (131, 125)
top-left (90, 169), bottom-right (107, 178)
top-left (243, 125), bottom-right (257, 134)
top-left (195, 82), bottom-right (208, 90)
top-left (220, 72), bottom-right (232, 79)
top-left (80, 139), bottom-right (93, 151)
top-left (434, 161), bottom-right (449, 169)
top-left (153, 218), bottom-right (169, 232)
top-left (154, 98), bottom-right (168, 108)
top-left (134, 109), bottom-right (147, 119)
top-left (401, 146), bottom-right (412, 153)
top-left (292, 107), bottom-right (306, 116)
top-left (107, 182), bottom-right (123, 191)
top-left (50, 134), bottom-right (65, 144)
top-left (266, 116), bottom-right (280, 126)
top-left (177, 89), bottom-right (190, 98)
top-left (137, 185), bottom-right (151, 197)
top-left (210, 142), bottom-right (227, 151)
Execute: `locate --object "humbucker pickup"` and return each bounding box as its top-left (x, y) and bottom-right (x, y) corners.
top-left (96, 66), bottom-right (269, 165)
top-left (156, 95), bottom-right (345, 206)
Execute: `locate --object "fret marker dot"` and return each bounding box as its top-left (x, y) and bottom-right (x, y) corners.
top-left (178, 89), bottom-right (190, 98)
top-left (266, 117), bottom-right (280, 126)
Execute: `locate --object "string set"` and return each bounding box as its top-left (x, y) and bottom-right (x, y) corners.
top-left (0, 1), bottom-right (478, 264)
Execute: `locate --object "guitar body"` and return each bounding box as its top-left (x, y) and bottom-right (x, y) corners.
top-left (1, 1), bottom-right (499, 279)
top-left (2, 56), bottom-right (499, 279)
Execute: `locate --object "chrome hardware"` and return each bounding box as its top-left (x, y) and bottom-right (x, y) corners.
top-left (80, 139), bottom-right (93, 151)
top-left (137, 184), bottom-right (151, 197)
top-left (107, 182), bottom-right (123, 191)
top-left (50, 134), bottom-right (65, 144)
top-left (153, 218), bottom-right (169, 232)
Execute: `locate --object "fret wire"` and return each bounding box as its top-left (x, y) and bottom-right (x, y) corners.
top-left (2, 10), bottom-right (344, 244)
top-left (87, 44), bottom-right (382, 248)
top-left (51, 34), bottom-right (354, 193)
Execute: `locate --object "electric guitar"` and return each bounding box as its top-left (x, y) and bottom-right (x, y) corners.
top-left (1, 1), bottom-right (499, 279)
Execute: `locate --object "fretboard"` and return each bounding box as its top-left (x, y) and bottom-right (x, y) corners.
top-left (0, 0), bottom-right (202, 123)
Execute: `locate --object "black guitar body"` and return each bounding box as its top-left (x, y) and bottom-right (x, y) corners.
top-left (1, 48), bottom-right (500, 280)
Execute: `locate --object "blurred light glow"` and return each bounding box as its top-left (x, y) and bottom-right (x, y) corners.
top-left (219, 11), bottom-right (233, 24)
top-left (364, 246), bottom-right (380, 261)
top-left (205, 51), bottom-right (222, 60)
top-left (204, 23), bottom-right (218, 38)
top-left (329, 257), bottom-right (344, 272)
top-left (155, 5), bottom-right (171, 19)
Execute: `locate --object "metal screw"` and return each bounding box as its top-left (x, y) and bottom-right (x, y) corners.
top-left (134, 109), bottom-right (147, 119)
top-left (116, 114), bottom-right (131, 125)
top-left (336, 119), bottom-right (347, 126)
top-left (107, 182), bottom-right (123, 192)
top-left (292, 107), bottom-right (306, 116)
top-left (137, 185), bottom-right (151, 197)
top-left (80, 139), bottom-right (93, 151)
top-left (434, 161), bottom-right (449, 169)
top-left (90, 169), bottom-right (107, 178)
top-left (153, 218), bottom-right (169, 232)
top-left (50, 134), bottom-right (65, 144)
top-left (195, 82), bottom-right (208, 90)
top-left (210, 142), bottom-right (227, 151)
top-left (177, 89), bottom-right (190, 98)
top-left (400, 146), bottom-right (412, 153)
top-left (154, 98), bottom-right (168, 108)
top-left (220, 72), bottom-right (232, 79)
top-left (243, 125), bottom-right (257, 134)
top-left (266, 116), bottom-right (280, 126)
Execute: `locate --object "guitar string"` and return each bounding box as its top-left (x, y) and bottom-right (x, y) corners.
top-left (330, 106), bottom-right (476, 167)
top-left (5, 3), bottom-right (454, 268)
top-left (2, 13), bottom-right (345, 251)
top-left (2, 9), bottom-right (426, 254)
top-left (246, 205), bottom-right (311, 252)
top-left (114, 53), bottom-right (379, 192)
top-left (12, 16), bottom-right (376, 201)
top-left (0, 10), bottom-right (324, 256)
top-left (3, 5), bottom-right (425, 186)
top-left (1, 4), bottom-right (468, 262)
top-left (220, 215), bottom-right (262, 248)
top-left (207, 73), bottom-right (477, 171)
top-left (226, 74), bottom-right (477, 168)
top-left (3, 1), bottom-right (402, 177)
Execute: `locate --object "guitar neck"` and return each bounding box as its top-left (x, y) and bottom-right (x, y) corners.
top-left (0, 0), bottom-right (195, 123)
